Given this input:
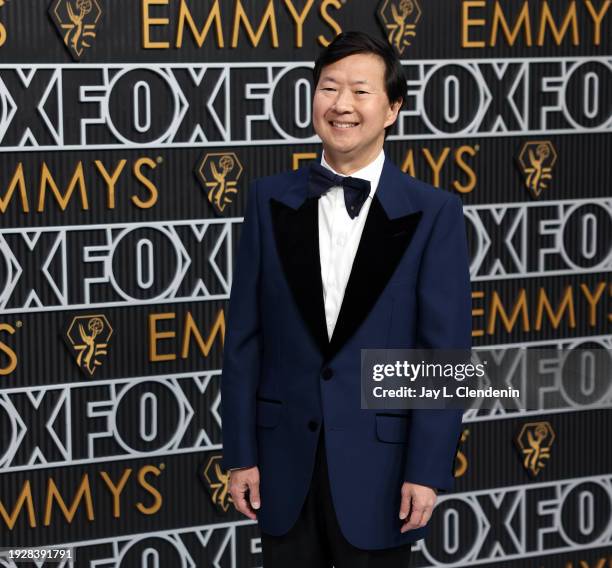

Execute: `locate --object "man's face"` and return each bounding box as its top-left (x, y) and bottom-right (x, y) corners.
top-left (312, 53), bottom-right (402, 164)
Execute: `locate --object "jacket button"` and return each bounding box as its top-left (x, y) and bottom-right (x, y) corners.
top-left (308, 420), bottom-right (319, 431)
top-left (321, 367), bottom-right (334, 381)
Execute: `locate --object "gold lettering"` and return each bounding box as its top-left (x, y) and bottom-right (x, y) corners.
top-left (0, 481), bottom-right (36, 529)
top-left (422, 148), bottom-right (450, 187)
top-left (399, 146), bottom-right (476, 193)
top-left (454, 145), bottom-right (477, 194)
top-left (488, 288), bottom-right (530, 334)
top-left (100, 470), bottom-right (132, 518)
top-left (132, 157), bottom-right (159, 208)
top-left (38, 162), bottom-right (88, 212)
top-left (136, 465), bottom-right (163, 515)
top-left (95, 159), bottom-right (127, 209)
top-left (490, 1), bottom-right (532, 46)
top-left (538, 1), bottom-right (579, 46)
top-left (580, 282), bottom-right (607, 326)
top-left (462, 0), bottom-right (486, 48)
top-left (0, 323), bottom-right (17, 376)
top-left (176, 0), bottom-right (224, 48)
top-left (284, 0), bottom-right (314, 47)
top-left (401, 150), bottom-right (417, 178)
top-left (231, 0), bottom-right (279, 48)
top-left (0, 21), bottom-right (6, 48)
top-left (535, 285), bottom-right (576, 330)
top-left (584, 0), bottom-right (611, 45)
top-left (142, 0), bottom-right (170, 49)
top-left (149, 312), bottom-right (177, 362)
top-left (292, 152), bottom-right (318, 169)
top-left (44, 474), bottom-right (94, 526)
top-left (575, 558), bottom-right (608, 568)
top-left (0, 163), bottom-right (29, 213)
top-left (180, 309), bottom-right (225, 359)
top-left (472, 290), bottom-right (485, 337)
top-left (318, 0), bottom-right (342, 46)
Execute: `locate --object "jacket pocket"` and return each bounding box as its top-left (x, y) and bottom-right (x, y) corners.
top-left (256, 398), bottom-right (283, 429)
top-left (375, 413), bottom-right (410, 444)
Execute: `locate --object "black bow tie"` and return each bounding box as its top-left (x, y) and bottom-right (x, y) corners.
top-left (307, 162), bottom-right (371, 219)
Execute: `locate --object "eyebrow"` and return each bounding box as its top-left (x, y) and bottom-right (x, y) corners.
top-left (320, 77), bottom-right (372, 86)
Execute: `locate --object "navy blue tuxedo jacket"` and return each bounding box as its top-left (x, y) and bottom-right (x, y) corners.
top-left (220, 156), bottom-right (471, 550)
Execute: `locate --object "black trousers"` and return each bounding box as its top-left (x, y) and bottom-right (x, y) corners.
top-left (260, 429), bottom-right (413, 568)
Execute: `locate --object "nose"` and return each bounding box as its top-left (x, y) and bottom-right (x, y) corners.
top-left (331, 88), bottom-right (354, 113)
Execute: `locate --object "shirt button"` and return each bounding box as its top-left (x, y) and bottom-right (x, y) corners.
top-left (321, 368), bottom-right (334, 381)
top-left (308, 420), bottom-right (319, 432)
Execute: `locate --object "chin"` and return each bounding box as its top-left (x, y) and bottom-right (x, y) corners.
top-left (324, 141), bottom-right (358, 154)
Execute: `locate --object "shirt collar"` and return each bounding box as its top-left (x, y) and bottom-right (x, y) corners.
top-left (320, 148), bottom-right (385, 199)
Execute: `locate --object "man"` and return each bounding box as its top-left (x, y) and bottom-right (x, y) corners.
top-left (220, 31), bottom-right (471, 567)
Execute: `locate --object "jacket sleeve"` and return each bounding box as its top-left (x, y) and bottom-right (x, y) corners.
top-left (403, 194), bottom-right (471, 491)
top-left (220, 179), bottom-right (262, 471)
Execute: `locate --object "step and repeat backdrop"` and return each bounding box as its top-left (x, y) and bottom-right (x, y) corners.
top-left (0, 0), bottom-right (610, 566)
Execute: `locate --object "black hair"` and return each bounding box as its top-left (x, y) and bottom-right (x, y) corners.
top-left (313, 31), bottom-right (406, 138)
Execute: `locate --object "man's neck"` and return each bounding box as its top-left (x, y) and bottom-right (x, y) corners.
top-left (322, 146), bottom-right (384, 176)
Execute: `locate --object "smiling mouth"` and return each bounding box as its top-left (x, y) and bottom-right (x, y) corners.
top-left (329, 121), bottom-right (359, 129)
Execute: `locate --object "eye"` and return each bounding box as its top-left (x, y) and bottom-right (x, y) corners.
top-left (355, 90), bottom-right (369, 95)
top-left (321, 87), bottom-right (336, 92)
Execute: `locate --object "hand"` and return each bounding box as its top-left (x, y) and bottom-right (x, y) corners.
top-left (398, 482), bottom-right (437, 533)
top-left (228, 466), bottom-right (261, 520)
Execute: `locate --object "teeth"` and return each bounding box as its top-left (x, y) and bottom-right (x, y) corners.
top-left (332, 121), bottom-right (358, 128)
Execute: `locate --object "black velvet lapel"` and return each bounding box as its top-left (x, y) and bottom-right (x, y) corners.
top-left (270, 197), bottom-right (330, 357)
top-left (327, 197), bottom-right (421, 360)
top-left (269, 158), bottom-right (423, 362)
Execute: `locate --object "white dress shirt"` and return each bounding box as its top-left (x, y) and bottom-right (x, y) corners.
top-left (318, 149), bottom-right (386, 341)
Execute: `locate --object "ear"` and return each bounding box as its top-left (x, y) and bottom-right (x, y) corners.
top-left (384, 98), bottom-right (403, 129)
